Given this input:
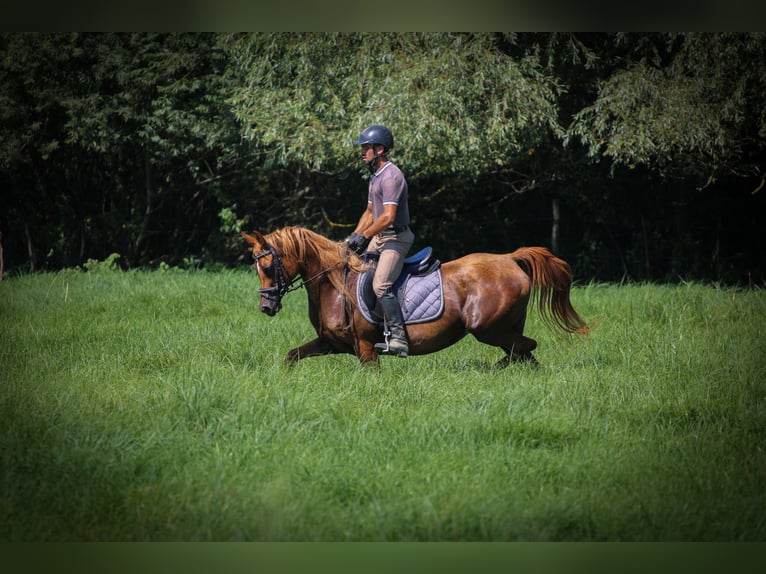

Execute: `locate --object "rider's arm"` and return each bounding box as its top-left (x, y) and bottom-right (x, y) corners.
top-left (353, 203), bottom-right (375, 237)
top-left (361, 204), bottom-right (397, 239)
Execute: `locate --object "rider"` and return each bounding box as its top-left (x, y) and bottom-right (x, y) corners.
top-left (345, 125), bottom-right (414, 357)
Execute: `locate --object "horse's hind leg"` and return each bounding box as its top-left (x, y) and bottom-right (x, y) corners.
top-left (508, 313), bottom-right (539, 366)
top-left (492, 336), bottom-right (538, 369)
top-left (473, 313), bottom-right (538, 369)
top-left (497, 343), bottom-right (539, 368)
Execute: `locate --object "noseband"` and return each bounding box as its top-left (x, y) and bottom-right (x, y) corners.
top-left (253, 247), bottom-right (298, 305)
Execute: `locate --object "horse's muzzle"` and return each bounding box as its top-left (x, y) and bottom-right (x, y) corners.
top-left (259, 300), bottom-right (281, 316)
top-left (258, 285), bottom-right (283, 316)
top-left (261, 302), bottom-right (282, 317)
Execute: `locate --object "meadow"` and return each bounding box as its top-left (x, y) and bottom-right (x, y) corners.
top-left (1, 267), bottom-right (764, 541)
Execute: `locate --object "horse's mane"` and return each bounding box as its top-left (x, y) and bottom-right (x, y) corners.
top-left (264, 226), bottom-right (368, 301)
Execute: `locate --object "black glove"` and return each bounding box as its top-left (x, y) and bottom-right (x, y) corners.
top-left (345, 232), bottom-right (369, 254)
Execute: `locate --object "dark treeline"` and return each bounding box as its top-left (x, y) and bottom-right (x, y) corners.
top-left (1, 33), bottom-right (764, 283)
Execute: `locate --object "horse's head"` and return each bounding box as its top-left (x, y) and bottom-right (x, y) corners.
top-left (243, 231), bottom-right (297, 316)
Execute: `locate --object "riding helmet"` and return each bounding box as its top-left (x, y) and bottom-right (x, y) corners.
top-left (353, 125), bottom-right (394, 151)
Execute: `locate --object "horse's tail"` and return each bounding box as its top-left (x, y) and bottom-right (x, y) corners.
top-left (511, 247), bottom-right (589, 335)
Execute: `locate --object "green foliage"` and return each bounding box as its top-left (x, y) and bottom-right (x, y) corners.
top-left (224, 33), bottom-right (563, 181)
top-left (569, 65), bottom-right (725, 170)
top-left (1, 273), bottom-right (765, 540)
top-left (82, 252), bottom-right (121, 272)
top-left (218, 205), bottom-right (248, 235)
top-left (567, 33), bottom-right (766, 179)
top-left (1, 33), bottom-right (764, 283)
top-left (0, 33), bottom-right (245, 268)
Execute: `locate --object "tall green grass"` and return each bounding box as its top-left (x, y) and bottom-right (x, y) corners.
top-left (1, 269), bottom-right (764, 540)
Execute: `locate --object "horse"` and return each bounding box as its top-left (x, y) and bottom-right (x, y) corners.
top-left (243, 226), bottom-right (588, 367)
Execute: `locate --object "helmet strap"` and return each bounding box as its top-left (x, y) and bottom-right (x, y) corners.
top-left (367, 145), bottom-right (386, 173)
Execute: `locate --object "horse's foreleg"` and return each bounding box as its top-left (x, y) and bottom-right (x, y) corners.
top-left (350, 338), bottom-right (379, 367)
top-left (285, 337), bottom-right (336, 364)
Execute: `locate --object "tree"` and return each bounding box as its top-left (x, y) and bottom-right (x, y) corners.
top-left (567, 33), bottom-right (766, 186)
top-left (220, 33), bottom-right (569, 257)
top-left (2, 33), bottom-right (763, 282)
top-left (225, 33), bottom-right (564, 180)
top-left (556, 33), bottom-right (766, 282)
top-left (0, 33), bottom-right (244, 269)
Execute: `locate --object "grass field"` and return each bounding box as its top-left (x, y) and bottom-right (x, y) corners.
top-left (1, 267), bottom-right (764, 540)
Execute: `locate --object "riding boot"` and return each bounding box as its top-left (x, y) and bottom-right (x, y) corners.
top-left (374, 292), bottom-right (409, 358)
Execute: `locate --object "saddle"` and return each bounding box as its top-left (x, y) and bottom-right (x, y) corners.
top-left (356, 247), bottom-right (444, 325)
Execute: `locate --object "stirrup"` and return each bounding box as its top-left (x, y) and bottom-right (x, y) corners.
top-left (374, 340), bottom-right (409, 358)
top-left (374, 325), bottom-right (408, 357)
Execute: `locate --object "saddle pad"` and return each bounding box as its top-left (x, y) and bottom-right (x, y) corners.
top-left (357, 267), bottom-right (445, 326)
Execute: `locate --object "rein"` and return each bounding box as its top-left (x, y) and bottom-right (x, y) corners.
top-left (253, 246), bottom-right (342, 303)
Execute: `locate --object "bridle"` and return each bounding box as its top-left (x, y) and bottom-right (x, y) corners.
top-left (252, 246), bottom-right (345, 308)
top-left (253, 247), bottom-right (296, 306)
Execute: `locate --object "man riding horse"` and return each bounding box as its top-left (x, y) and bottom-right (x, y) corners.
top-left (345, 125), bottom-right (415, 358)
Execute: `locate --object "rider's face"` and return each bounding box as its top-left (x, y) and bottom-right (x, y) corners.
top-left (360, 144), bottom-right (380, 164)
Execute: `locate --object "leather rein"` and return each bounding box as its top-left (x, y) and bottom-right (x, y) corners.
top-left (252, 246), bottom-right (345, 306)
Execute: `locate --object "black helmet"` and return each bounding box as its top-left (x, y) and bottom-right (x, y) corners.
top-left (353, 125), bottom-right (394, 151)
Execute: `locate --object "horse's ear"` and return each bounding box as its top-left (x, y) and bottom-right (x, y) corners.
top-left (242, 231), bottom-right (265, 246)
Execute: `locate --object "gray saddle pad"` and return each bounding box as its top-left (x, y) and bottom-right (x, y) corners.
top-left (356, 267), bottom-right (444, 325)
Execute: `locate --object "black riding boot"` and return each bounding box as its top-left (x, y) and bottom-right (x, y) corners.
top-left (374, 292), bottom-right (409, 358)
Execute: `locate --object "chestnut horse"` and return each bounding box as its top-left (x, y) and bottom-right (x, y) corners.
top-left (244, 226), bottom-right (588, 367)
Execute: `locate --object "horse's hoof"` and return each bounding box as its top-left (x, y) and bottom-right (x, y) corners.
top-left (518, 352), bottom-right (539, 367)
top-left (494, 356), bottom-right (511, 369)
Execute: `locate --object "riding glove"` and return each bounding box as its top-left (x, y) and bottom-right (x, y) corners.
top-left (345, 232), bottom-right (369, 254)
